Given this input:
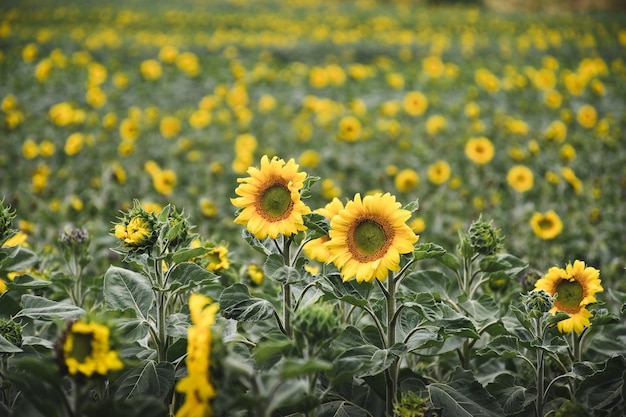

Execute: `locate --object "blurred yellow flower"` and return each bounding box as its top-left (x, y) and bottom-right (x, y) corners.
top-left (298, 149), bottom-right (321, 169)
top-left (559, 144), bottom-right (576, 162)
top-left (119, 118), bottom-right (140, 141)
top-left (64, 133), bottom-right (85, 156)
top-left (576, 104), bottom-right (597, 129)
top-left (465, 137), bottom-right (495, 165)
top-left (395, 169), bottom-right (419, 193)
top-left (152, 169), bottom-right (177, 195)
top-left (409, 217), bottom-right (426, 234)
top-left (22, 43), bottom-right (38, 63)
top-left (543, 90), bottom-right (562, 109)
top-left (176, 51), bottom-right (200, 77)
top-left (337, 116), bottom-right (362, 142)
top-left (506, 165), bottom-right (534, 193)
top-left (39, 140), bottom-right (55, 157)
top-left (544, 120), bottom-right (567, 143)
top-left (159, 45), bottom-right (179, 64)
top-left (22, 139), bottom-right (39, 159)
top-left (425, 114), bottom-right (447, 136)
top-left (561, 167), bottom-right (583, 194)
top-left (160, 116), bottom-right (181, 139)
top-left (403, 91), bottom-right (428, 116)
top-left (530, 210), bottom-right (563, 240)
top-left (188, 109), bottom-right (211, 129)
top-left (140, 59), bottom-right (162, 81)
top-left (427, 160), bottom-right (451, 185)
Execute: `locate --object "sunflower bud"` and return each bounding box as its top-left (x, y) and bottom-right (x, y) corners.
top-left (294, 302), bottom-right (338, 344)
top-left (523, 289), bottom-right (555, 319)
top-left (393, 391), bottom-right (429, 417)
top-left (59, 227), bottom-right (91, 267)
top-left (165, 206), bottom-right (190, 248)
top-left (113, 201), bottom-right (158, 253)
top-left (0, 318), bottom-right (22, 349)
top-left (0, 200), bottom-right (17, 246)
top-left (554, 400), bottom-right (589, 417)
top-left (468, 215), bottom-right (503, 256)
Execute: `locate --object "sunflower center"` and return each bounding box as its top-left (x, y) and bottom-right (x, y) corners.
top-left (352, 220), bottom-right (388, 258)
top-left (538, 218), bottom-right (553, 230)
top-left (70, 332), bottom-right (94, 363)
top-left (260, 184), bottom-right (293, 219)
top-left (555, 279), bottom-right (583, 312)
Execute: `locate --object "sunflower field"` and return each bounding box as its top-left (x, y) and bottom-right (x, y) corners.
top-left (0, 0), bottom-right (625, 416)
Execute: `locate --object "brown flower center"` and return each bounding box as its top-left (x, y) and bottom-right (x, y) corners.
top-left (554, 279), bottom-right (583, 314)
top-left (259, 183), bottom-right (293, 220)
top-left (348, 218), bottom-right (394, 261)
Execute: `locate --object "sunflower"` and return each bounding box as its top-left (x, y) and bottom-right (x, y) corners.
top-left (465, 137), bottom-right (495, 165)
top-left (325, 193), bottom-right (418, 283)
top-left (530, 210), bottom-right (563, 240)
top-left (427, 160), bottom-right (451, 185)
top-left (60, 320), bottom-right (123, 377)
top-left (535, 260), bottom-right (603, 333)
top-left (303, 198), bottom-right (345, 263)
top-left (231, 155), bottom-right (311, 240)
top-left (394, 169), bottom-right (419, 193)
top-left (506, 165), bottom-right (534, 193)
top-left (403, 91), bottom-right (428, 116)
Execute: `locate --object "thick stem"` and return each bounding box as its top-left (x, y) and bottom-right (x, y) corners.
top-left (282, 237), bottom-right (292, 338)
top-left (535, 318), bottom-right (545, 417)
top-left (384, 272), bottom-right (398, 417)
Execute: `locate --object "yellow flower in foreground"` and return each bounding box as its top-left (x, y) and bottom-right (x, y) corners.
top-left (61, 321), bottom-right (123, 377)
top-left (535, 260), bottom-right (603, 333)
top-left (325, 193), bottom-right (418, 283)
top-left (175, 294), bottom-right (218, 417)
top-left (530, 210), bottom-right (563, 240)
top-left (231, 155), bottom-right (311, 240)
top-left (465, 137), bottom-right (495, 165)
top-left (506, 165), bottom-right (534, 193)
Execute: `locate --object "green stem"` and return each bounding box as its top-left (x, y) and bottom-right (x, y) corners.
top-left (282, 237), bottom-right (292, 338)
top-left (384, 271), bottom-right (398, 417)
top-left (535, 318), bottom-right (545, 417)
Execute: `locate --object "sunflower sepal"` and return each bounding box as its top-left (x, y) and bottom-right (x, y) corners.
top-left (402, 198), bottom-right (420, 214)
top-left (300, 175), bottom-right (320, 200)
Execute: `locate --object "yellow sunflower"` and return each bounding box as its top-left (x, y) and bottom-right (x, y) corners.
top-left (61, 320), bottom-right (123, 377)
top-left (535, 260), bottom-right (603, 333)
top-left (231, 155), bottom-right (311, 240)
top-left (530, 210), bottom-right (563, 240)
top-left (303, 198), bottom-right (345, 263)
top-left (506, 165), bottom-right (534, 193)
top-left (465, 137), bottom-right (495, 165)
top-left (325, 193), bottom-right (418, 283)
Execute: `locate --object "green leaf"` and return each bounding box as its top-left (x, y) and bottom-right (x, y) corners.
top-left (166, 313), bottom-right (188, 338)
top-left (114, 360), bottom-right (175, 401)
top-left (279, 357), bottom-right (333, 378)
top-left (16, 294), bottom-right (84, 320)
top-left (401, 270), bottom-right (453, 301)
top-left (403, 326), bottom-right (442, 351)
top-left (254, 337), bottom-right (293, 363)
top-left (318, 401), bottom-right (371, 417)
top-left (458, 293), bottom-right (499, 323)
top-left (166, 261), bottom-right (218, 292)
top-left (104, 266), bottom-right (155, 320)
top-left (438, 252), bottom-right (462, 272)
top-left (486, 373), bottom-right (536, 416)
top-left (171, 246), bottom-right (209, 264)
top-left (264, 253), bottom-right (303, 284)
top-left (7, 273), bottom-right (52, 290)
top-left (0, 333), bottom-right (21, 353)
top-left (303, 212), bottom-right (329, 238)
top-left (403, 198), bottom-right (419, 213)
top-left (413, 242), bottom-right (446, 261)
top-left (358, 344), bottom-right (406, 378)
top-left (429, 367), bottom-right (505, 417)
top-left (219, 283), bottom-right (276, 322)
top-left (318, 273), bottom-right (369, 307)
top-left (476, 335), bottom-right (520, 359)
top-left (575, 355), bottom-right (626, 413)
top-left (0, 246), bottom-right (38, 272)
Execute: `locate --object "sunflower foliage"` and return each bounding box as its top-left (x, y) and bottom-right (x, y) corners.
top-left (1, 1), bottom-right (626, 416)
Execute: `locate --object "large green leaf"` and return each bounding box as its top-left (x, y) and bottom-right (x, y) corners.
top-left (575, 355), bottom-right (626, 414)
top-left (7, 273), bottom-right (52, 290)
top-left (16, 294), bottom-right (84, 320)
top-left (486, 373), bottom-right (536, 416)
top-left (171, 246), bottom-right (209, 264)
top-left (318, 401), bottom-right (370, 417)
top-left (401, 270), bottom-right (453, 301)
top-left (166, 261), bottom-right (217, 292)
top-left (104, 266), bottom-right (155, 320)
top-left (317, 273), bottom-right (370, 307)
top-left (114, 360), bottom-right (175, 401)
top-left (279, 357), bottom-right (333, 378)
top-left (264, 253), bottom-right (304, 284)
top-left (413, 242), bottom-right (446, 261)
top-left (429, 367), bottom-right (505, 417)
top-left (219, 283), bottom-right (276, 322)
top-left (0, 333), bottom-right (21, 353)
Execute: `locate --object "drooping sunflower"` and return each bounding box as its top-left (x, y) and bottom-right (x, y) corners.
top-left (60, 320), bottom-right (123, 377)
top-left (325, 193), bottom-right (418, 283)
top-left (231, 155), bottom-right (311, 240)
top-left (530, 210), bottom-right (563, 240)
top-left (303, 198), bottom-right (345, 263)
top-left (535, 260), bottom-right (603, 333)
